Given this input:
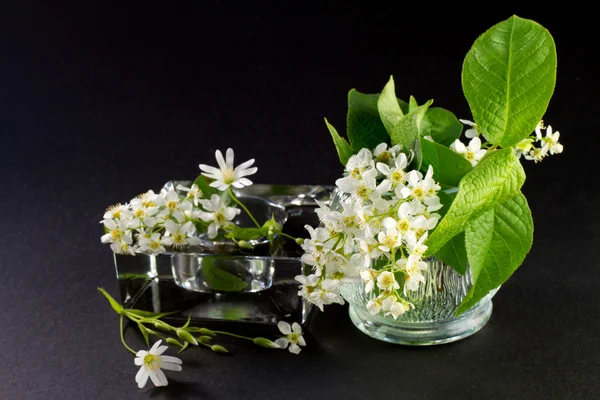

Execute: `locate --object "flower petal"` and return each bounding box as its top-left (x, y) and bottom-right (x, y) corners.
top-left (274, 338), bottom-right (289, 348)
top-left (297, 336), bottom-right (306, 346)
top-left (289, 343), bottom-right (301, 354)
top-left (225, 148), bottom-right (235, 169)
top-left (291, 322), bottom-right (302, 334)
top-left (134, 357), bottom-right (144, 366)
top-left (199, 164), bottom-right (220, 174)
top-left (136, 366), bottom-right (149, 389)
top-left (149, 340), bottom-right (163, 353)
top-left (277, 321), bottom-right (291, 335)
top-left (154, 345), bottom-right (168, 356)
top-left (160, 362), bottom-right (183, 372)
top-left (215, 149), bottom-right (227, 171)
top-left (158, 355), bottom-right (183, 365)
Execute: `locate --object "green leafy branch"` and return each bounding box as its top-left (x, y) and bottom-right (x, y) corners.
top-left (322, 15), bottom-right (556, 316)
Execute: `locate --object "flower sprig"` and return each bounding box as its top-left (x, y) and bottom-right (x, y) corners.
top-left (101, 148), bottom-right (300, 254)
top-left (451, 120), bottom-right (563, 167)
top-left (296, 144), bottom-right (442, 318)
top-left (98, 288), bottom-right (305, 388)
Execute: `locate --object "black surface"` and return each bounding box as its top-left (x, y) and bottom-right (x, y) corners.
top-left (1, 3), bottom-right (598, 399)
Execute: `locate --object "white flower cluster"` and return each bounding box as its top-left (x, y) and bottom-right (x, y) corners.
top-left (515, 121), bottom-right (564, 162)
top-left (101, 148), bottom-right (260, 255)
top-left (100, 187), bottom-right (240, 255)
top-left (452, 119), bottom-right (563, 166)
top-left (296, 143), bottom-right (442, 318)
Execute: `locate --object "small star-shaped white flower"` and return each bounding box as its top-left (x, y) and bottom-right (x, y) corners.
top-left (199, 148), bottom-right (257, 191)
top-left (274, 321), bottom-right (306, 354)
top-left (134, 340), bottom-right (182, 389)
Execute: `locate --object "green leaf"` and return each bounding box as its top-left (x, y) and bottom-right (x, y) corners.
top-left (225, 227), bottom-right (264, 241)
top-left (202, 257), bottom-right (248, 292)
top-left (423, 108), bottom-right (463, 146)
top-left (462, 15), bottom-right (557, 147)
top-left (420, 138), bottom-right (472, 187)
top-left (347, 90), bottom-right (390, 152)
top-left (137, 323), bottom-right (150, 347)
top-left (97, 288), bottom-right (123, 315)
top-left (124, 309), bottom-right (178, 319)
top-left (390, 101), bottom-right (432, 168)
top-left (398, 98), bottom-right (409, 115)
top-left (178, 342), bottom-right (189, 354)
top-left (377, 76), bottom-right (404, 134)
top-left (325, 118), bottom-right (354, 165)
top-left (408, 96), bottom-right (418, 112)
top-left (425, 149), bottom-right (525, 255)
top-left (193, 175), bottom-right (219, 200)
top-left (456, 191), bottom-right (533, 315)
top-left (435, 232), bottom-right (468, 275)
top-left (166, 337), bottom-right (184, 348)
top-left (436, 189), bottom-right (456, 219)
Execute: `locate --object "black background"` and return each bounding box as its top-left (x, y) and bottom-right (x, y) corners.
top-left (1, 2), bottom-right (598, 399)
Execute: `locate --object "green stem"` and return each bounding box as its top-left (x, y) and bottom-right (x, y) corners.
top-left (211, 330), bottom-right (254, 341)
top-left (228, 188), bottom-right (261, 228)
top-left (120, 315), bottom-right (137, 355)
top-left (279, 232), bottom-right (299, 242)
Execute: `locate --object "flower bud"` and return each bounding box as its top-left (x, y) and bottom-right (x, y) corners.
top-left (197, 335), bottom-right (213, 343)
top-left (211, 344), bottom-right (229, 353)
top-left (253, 337), bottom-right (281, 349)
top-left (153, 321), bottom-right (172, 331)
top-left (199, 328), bottom-right (216, 337)
top-left (177, 329), bottom-right (198, 345)
top-left (238, 240), bottom-right (254, 249)
top-left (166, 338), bottom-right (183, 348)
top-left (295, 238), bottom-right (304, 245)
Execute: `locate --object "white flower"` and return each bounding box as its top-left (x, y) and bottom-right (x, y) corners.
top-left (375, 153), bottom-right (408, 193)
top-left (399, 166), bottom-right (440, 203)
top-left (177, 183), bottom-right (204, 206)
top-left (130, 191), bottom-right (164, 210)
top-left (335, 167), bottom-right (378, 200)
top-left (345, 148), bottom-right (375, 178)
top-left (367, 297), bottom-right (383, 314)
top-left (101, 219), bottom-right (130, 244)
top-left (359, 269), bottom-right (377, 293)
top-left (134, 340), bottom-right (182, 389)
top-left (103, 203), bottom-right (132, 221)
top-left (524, 147), bottom-right (547, 163)
top-left (398, 254), bottom-right (427, 293)
top-left (137, 233), bottom-right (166, 254)
top-left (541, 125), bottom-right (563, 155)
top-left (129, 202), bottom-right (159, 229)
top-left (451, 137), bottom-right (487, 167)
top-left (274, 321), bottom-right (306, 355)
top-left (405, 232), bottom-right (428, 256)
top-left (377, 228), bottom-right (402, 253)
top-left (161, 220), bottom-right (201, 248)
top-left (199, 148), bottom-right (257, 191)
top-left (382, 296), bottom-right (407, 319)
top-left (377, 271), bottom-right (399, 292)
top-left (373, 143), bottom-right (402, 164)
top-left (459, 119), bottom-right (479, 139)
top-left (197, 194), bottom-right (241, 239)
top-left (158, 190), bottom-right (192, 223)
top-left (110, 234), bottom-right (135, 255)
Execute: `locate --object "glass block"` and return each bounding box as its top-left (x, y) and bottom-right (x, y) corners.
top-left (113, 182), bottom-right (335, 332)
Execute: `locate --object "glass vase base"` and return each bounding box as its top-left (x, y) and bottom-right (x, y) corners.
top-left (348, 299), bottom-right (493, 346)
